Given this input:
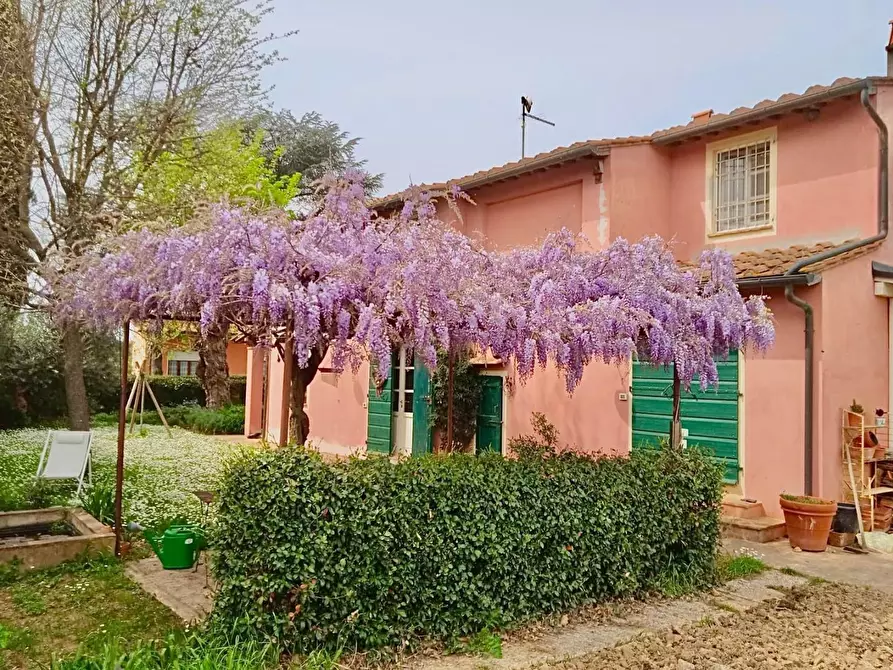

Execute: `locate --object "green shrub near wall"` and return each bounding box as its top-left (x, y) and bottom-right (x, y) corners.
top-left (211, 447), bottom-right (722, 651)
top-left (138, 375), bottom-right (246, 407)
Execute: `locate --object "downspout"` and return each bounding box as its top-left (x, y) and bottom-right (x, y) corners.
top-left (783, 86), bottom-right (889, 495)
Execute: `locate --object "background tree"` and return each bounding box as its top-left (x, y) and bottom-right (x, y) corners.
top-left (130, 121), bottom-right (300, 406)
top-left (248, 110), bottom-right (384, 197)
top-left (0, 0), bottom-right (33, 305)
top-left (129, 123), bottom-right (301, 228)
top-left (10, 0), bottom-right (291, 428)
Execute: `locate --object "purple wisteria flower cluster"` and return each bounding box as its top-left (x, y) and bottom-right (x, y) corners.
top-left (54, 171), bottom-right (774, 391)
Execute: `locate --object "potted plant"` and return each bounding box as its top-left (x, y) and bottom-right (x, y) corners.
top-left (779, 494), bottom-right (837, 552)
top-left (847, 399), bottom-right (864, 427)
top-left (876, 408), bottom-right (887, 427)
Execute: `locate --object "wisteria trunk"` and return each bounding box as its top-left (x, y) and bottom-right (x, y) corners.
top-left (197, 324), bottom-right (230, 408)
top-left (288, 349), bottom-right (323, 445)
top-left (669, 365), bottom-right (682, 450)
top-left (62, 323), bottom-right (91, 430)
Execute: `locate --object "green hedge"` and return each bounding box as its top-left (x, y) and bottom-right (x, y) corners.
top-left (138, 375), bottom-right (246, 407)
top-left (211, 447), bottom-right (722, 651)
top-left (92, 404), bottom-right (245, 435)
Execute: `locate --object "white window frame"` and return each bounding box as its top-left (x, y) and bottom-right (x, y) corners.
top-left (705, 128), bottom-right (777, 238)
top-left (166, 350), bottom-right (200, 376)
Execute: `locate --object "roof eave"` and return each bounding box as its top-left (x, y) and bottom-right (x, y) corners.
top-left (736, 272), bottom-right (821, 289)
top-left (653, 78), bottom-right (875, 146)
top-left (372, 144), bottom-right (610, 211)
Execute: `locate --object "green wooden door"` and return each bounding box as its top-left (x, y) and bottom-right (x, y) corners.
top-left (631, 351), bottom-right (740, 483)
top-left (475, 376), bottom-right (504, 453)
top-left (367, 357), bottom-right (395, 454)
top-left (411, 358), bottom-right (432, 456)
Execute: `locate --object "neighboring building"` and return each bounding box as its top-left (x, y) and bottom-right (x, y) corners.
top-left (131, 327), bottom-right (249, 377)
top-left (248, 28), bottom-right (893, 518)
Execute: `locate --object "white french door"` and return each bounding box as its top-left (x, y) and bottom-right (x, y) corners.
top-left (391, 348), bottom-right (414, 456)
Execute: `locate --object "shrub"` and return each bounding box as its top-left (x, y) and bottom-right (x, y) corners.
top-left (508, 411), bottom-right (561, 460)
top-left (138, 375), bottom-right (246, 407)
top-left (169, 404), bottom-right (245, 434)
top-left (79, 481), bottom-right (117, 526)
top-left (92, 404), bottom-right (245, 435)
top-left (211, 445), bottom-right (722, 651)
top-left (0, 313), bottom-right (120, 428)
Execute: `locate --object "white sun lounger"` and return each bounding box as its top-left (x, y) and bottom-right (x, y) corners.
top-left (35, 430), bottom-right (93, 496)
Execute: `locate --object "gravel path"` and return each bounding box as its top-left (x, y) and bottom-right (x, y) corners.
top-left (553, 583), bottom-right (893, 670)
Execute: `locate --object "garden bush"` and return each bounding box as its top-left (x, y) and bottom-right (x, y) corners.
top-left (0, 313), bottom-right (120, 428)
top-left (211, 445), bottom-right (723, 651)
top-left (139, 375), bottom-right (246, 407)
top-left (92, 404), bottom-right (245, 434)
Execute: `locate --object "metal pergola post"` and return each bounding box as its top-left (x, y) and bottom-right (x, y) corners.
top-left (114, 320), bottom-right (130, 556)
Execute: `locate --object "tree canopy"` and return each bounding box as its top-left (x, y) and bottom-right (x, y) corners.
top-left (55, 172), bottom-right (774, 397)
top-left (129, 123), bottom-right (301, 228)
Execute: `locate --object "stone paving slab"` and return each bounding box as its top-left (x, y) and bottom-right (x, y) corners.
top-left (125, 556), bottom-right (214, 623)
top-left (411, 571), bottom-right (808, 670)
top-left (723, 537), bottom-right (893, 593)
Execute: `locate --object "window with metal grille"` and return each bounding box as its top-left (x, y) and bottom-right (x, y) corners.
top-left (712, 139), bottom-right (772, 233)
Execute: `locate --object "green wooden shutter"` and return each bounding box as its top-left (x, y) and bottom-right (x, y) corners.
top-left (411, 358), bottom-right (432, 456)
top-left (475, 376), bottom-right (504, 454)
top-left (367, 361), bottom-right (394, 454)
top-left (631, 351), bottom-right (740, 483)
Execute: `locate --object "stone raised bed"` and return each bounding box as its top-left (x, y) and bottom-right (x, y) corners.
top-left (0, 507), bottom-right (115, 569)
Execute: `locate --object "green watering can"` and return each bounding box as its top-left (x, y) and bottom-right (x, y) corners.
top-left (131, 523), bottom-right (206, 570)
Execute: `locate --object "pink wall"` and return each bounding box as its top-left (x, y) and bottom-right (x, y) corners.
top-left (740, 286), bottom-right (821, 516)
top-left (605, 143), bottom-right (672, 244)
top-left (251, 348), bottom-right (370, 451)
top-left (264, 348), bottom-right (286, 444)
top-left (305, 360), bottom-right (369, 453)
top-left (227, 342), bottom-right (248, 376)
top-left (244, 348), bottom-right (264, 437)
top-left (819, 253), bottom-right (890, 502)
top-left (661, 97), bottom-right (879, 261)
top-left (484, 182), bottom-right (582, 248)
top-left (448, 163), bottom-right (604, 250)
top-left (506, 360), bottom-right (629, 456)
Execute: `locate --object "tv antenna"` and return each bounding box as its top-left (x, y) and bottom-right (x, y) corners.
top-left (521, 96), bottom-right (555, 158)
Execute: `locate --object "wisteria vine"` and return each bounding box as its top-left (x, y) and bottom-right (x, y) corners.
top-left (53, 171), bottom-right (774, 391)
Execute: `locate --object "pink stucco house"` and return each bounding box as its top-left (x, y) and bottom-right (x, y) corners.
top-left (246, 31), bottom-right (893, 525)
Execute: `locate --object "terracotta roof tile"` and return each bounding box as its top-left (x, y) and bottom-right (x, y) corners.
top-left (680, 239), bottom-right (883, 280)
top-left (652, 77), bottom-right (870, 140)
top-left (373, 76), bottom-right (885, 207)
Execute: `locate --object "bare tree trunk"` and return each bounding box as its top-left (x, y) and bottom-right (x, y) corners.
top-left (288, 349), bottom-right (323, 445)
top-left (62, 323), bottom-right (91, 429)
top-left (196, 324), bottom-right (231, 408)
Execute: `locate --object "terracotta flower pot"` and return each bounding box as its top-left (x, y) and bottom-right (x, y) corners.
top-left (779, 495), bottom-right (838, 552)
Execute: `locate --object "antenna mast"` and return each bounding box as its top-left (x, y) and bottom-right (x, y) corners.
top-left (521, 96), bottom-right (555, 158)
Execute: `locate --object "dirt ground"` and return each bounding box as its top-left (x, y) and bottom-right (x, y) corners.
top-left (552, 583), bottom-right (893, 670)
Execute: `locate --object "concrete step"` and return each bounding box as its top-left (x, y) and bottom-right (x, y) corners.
top-left (721, 494), bottom-right (766, 519)
top-left (720, 515), bottom-right (787, 543)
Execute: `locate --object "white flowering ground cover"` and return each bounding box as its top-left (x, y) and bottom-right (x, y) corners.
top-left (0, 425), bottom-right (238, 528)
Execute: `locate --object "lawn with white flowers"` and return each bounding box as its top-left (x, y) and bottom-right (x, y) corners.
top-left (0, 426), bottom-right (238, 528)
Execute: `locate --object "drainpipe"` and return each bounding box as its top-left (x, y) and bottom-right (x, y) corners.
top-left (783, 86), bottom-right (889, 495)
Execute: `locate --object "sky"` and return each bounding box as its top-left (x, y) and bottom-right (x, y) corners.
top-left (261, 1), bottom-right (893, 196)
